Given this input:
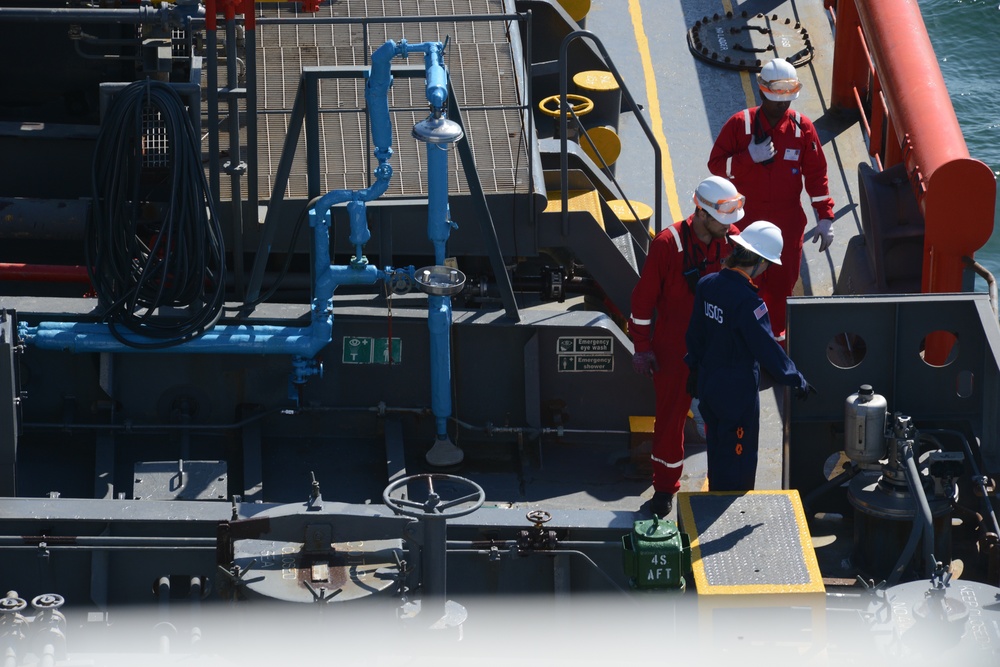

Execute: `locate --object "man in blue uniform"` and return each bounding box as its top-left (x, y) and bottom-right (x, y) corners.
top-left (684, 221), bottom-right (814, 491)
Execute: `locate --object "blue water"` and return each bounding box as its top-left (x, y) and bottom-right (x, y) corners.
top-left (919, 0), bottom-right (1000, 292)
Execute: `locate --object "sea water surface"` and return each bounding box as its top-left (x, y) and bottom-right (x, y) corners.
top-left (919, 0), bottom-right (1000, 293)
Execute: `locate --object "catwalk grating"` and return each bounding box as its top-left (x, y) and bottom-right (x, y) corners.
top-left (224, 0), bottom-right (530, 203)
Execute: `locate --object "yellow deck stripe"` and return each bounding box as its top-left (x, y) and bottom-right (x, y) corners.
top-left (628, 0), bottom-right (680, 224)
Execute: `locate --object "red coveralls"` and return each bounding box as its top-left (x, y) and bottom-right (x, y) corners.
top-left (708, 107), bottom-right (834, 341)
top-left (629, 215), bottom-right (738, 494)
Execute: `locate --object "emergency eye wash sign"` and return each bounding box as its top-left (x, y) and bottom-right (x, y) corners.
top-left (556, 336), bottom-right (614, 372)
top-left (342, 336), bottom-right (402, 365)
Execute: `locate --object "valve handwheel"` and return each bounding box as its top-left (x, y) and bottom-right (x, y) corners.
top-left (382, 473), bottom-right (485, 519)
top-left (526, 509), bottom-right (552, 527)
top-left (538, 94), bottom-right (594, 119)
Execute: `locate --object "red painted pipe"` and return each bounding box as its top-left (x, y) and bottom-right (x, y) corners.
top-left (832, 0), bottom-right (996, 295)
top-left (0, 263), bottom-right (91, 283)
top-left (858, 0), bottom-right (995, 293)
top-left (834, 0), bottom-right (996, 293)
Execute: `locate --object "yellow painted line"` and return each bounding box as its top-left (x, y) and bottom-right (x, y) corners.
top-left (721, 0), bottom-right (761, 107)
top-left (627, 0), bottom-right (680, 224)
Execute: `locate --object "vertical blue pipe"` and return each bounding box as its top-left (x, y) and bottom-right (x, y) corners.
top-left (418, 41), bottom-right (457, 442)
top-left (428, 294), bottom-right (451, 438)
top-left (426, 142), bottom-right (454, 439)
top-left (426, 142), bottom-right (452, 267)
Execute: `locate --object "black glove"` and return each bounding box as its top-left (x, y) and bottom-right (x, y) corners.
top-left (685, 368), bottom-right (699, 397)
top-left (796, 383), bottom-right (817, 400)
top-left (632, 351), bottom-right (658, 377)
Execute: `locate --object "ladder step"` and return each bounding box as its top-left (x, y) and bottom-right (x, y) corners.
top-left (545, 189), bottom-right (605, 230)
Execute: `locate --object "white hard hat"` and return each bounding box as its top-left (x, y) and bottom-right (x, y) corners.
top-left (757, 58), bottom-right (801, 101)
top-left (730, 220), bottom-right (783, 264)
top-left (693, 176), bottom-right (745, 225)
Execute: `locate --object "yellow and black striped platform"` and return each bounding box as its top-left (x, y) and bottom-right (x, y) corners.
top-left (677, 490), bottom-right (825, 595)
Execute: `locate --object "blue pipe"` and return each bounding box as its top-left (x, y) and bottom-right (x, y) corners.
top-left (425, 138), bottom-right (455, 439)
top-left (21, 264), bottom-right (385, 357)
top-left (428, 295), bottom-right (452, 437)
top-left (401, 40), bottom-right (458, 440)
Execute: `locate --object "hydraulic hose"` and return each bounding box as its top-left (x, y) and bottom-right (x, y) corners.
top-left (901, 442), bottom-right (936, 579)
top-left (87, 79), bottom-right (226, 349)
top-left (924, 429), bottom-right (1000, 540)
top-left (802, 462), bottom-right (862, 516)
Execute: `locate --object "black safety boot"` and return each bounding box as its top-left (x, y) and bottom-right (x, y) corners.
top-left (650, 491), bottom-right (674, 518)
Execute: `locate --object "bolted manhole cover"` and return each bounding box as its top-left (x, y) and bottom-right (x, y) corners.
top-left (688, 11), bottom-right (813, 71)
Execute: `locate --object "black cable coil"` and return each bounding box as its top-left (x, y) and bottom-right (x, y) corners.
top-left (87, 79), bottom-right (226, 348)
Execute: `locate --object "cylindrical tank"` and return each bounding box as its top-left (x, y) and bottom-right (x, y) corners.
top-left (572, 70), bottom-right (621, 130)
top-left (844, 384), bottom-right (888, 464)
top-left (848, 471), bottom-right (952, 581)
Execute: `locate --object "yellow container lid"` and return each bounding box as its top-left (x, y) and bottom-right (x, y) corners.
top-left (557, 0), bottom-right (591, 23)
top-left (573, 69), bottom-right (619, 92)
top-left (580, 125), bottom-right (621, 167)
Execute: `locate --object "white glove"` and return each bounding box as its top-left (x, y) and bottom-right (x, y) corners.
top-left (812, 218), bottom-right (834, 252)
top-left (748, 137), bottom-right (776, 163)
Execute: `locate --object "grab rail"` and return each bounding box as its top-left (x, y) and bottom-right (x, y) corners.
top-left (829, 0), bottom-right (995, 296)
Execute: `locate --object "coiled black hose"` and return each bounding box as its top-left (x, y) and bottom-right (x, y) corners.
top-left (87, 79), bottom-right (225, 348)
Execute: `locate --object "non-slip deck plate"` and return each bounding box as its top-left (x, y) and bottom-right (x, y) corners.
top-left (677, 490), bottom-right (825, 595)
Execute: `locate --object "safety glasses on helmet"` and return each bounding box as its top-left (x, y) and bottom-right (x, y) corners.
top-left (696, 191), bottom-right (745, 215)
top-left (757, 76), bottom-right (802, 96)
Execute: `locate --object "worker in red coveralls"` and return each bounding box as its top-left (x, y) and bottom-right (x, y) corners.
top-left (629, 176), bottom-right (744, 518)
top-left (707, 57), bottom-right (835, 346)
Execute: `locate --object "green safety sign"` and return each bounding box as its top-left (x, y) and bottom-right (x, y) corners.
top-left (342, 337), bottom-right (373, 364)
top-left (556, 335), bottom-right (614, 372)
top-left (342, 336), bottom-right (402, 365)
top-left (373, 337), bottom-right (402, 365)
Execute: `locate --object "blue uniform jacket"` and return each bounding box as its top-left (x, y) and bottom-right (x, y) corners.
top-left (684, 268), bottom-right (806, 412)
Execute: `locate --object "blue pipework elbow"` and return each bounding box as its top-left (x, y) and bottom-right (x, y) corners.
top-left (367, 39), bottom-right (399, 162)
top-left (396, 40), bottom-right (449, 115)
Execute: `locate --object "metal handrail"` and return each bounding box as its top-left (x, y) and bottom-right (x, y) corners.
top-left (240, 9), bottom-right (533, 307)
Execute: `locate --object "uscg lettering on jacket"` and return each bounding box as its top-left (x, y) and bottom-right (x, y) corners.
top-left (753, 302), bottom-right (768, 320)
top-left (705, 302), bottom-right (724, 324)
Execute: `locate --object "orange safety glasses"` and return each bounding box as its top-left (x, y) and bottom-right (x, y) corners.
top-left (696, 191), bottom-right (745, 215)
top-left (757, 76), bottom-right (803, 96)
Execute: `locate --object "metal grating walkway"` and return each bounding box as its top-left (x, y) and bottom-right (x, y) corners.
top-left (677, 490), bottom-right (826, 595)
top-left (247, 0), bottom-right (530, 202)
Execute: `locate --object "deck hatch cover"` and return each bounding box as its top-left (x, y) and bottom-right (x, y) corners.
top-left (687, 11), bottom-right (813, 71)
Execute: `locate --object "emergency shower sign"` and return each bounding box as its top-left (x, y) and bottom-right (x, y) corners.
top-left (342, 336), bottom-right (402, 364)
top-left (556, 336), bottom-right (614, 372)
